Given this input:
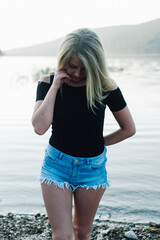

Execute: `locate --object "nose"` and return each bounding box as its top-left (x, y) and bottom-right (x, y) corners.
top-left (74, 69), bottom-right (80, 78)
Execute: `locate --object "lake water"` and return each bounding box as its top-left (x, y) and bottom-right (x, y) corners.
top-left (0, 55), bottom-right (160, 224)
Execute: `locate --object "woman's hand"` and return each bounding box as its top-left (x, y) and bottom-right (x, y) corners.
top-left (52, 70), bottom-right (71, 90)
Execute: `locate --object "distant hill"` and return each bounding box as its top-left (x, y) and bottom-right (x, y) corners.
top-left (0, 50), bottom-right (4, 56)
top-left (4, 38), bottom-right (61, 56)
top-left (4, 18), bottom-right (160, 56)
top-left (95, 18), bottom-right (160, 55)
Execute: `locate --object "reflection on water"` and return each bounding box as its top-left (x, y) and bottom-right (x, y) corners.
top-left (0, 56), bottom-right (160, 223)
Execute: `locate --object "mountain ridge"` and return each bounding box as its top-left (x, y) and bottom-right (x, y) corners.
top-left (3, 18), bottom-right (160, 56)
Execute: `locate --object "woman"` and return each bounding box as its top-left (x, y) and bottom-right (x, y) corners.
top-left (32, 28), bottom-right (136, 240)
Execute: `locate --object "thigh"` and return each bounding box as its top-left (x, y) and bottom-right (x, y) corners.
top-left (73, 187), bottom-right (105, 231)
top-left (41, 183), bottom-right (73, 232)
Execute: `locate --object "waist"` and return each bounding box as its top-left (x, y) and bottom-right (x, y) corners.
top-left (49, 134), bottom-right (105, 157)
top-left (46, 143), bottom-right (107, 165)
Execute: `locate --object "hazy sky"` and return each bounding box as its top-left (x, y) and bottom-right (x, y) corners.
top-left (0, 0), bottom-right (160, 50)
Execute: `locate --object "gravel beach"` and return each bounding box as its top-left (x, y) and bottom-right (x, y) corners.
top-left (0, 213), bottom-right (160, 240)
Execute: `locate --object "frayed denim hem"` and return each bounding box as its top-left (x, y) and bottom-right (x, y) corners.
top-left (40, 177), bottom-right (110, 192)
top-left (40, 177), bottom-right (72, 191)
top-left (78, 182), bottom-right (110, 191)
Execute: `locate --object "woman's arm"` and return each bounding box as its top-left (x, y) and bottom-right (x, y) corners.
top-left (104, 106), bottom-right (136, 146)
top-left (31, 75), bottom-right (58, 135)
top-left (31, 71), bottom-right (71, 135)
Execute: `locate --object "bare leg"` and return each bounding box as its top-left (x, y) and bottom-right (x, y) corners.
top-left (73, 187), bottom-right (106, 240)
top-left (41, 183), bottom-right (74, 240)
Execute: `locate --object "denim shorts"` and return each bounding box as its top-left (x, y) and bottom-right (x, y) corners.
top-left (40, 144), bottom-right (109, 192)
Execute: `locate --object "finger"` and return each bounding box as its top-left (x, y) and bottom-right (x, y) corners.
top-left (64, 78), bottom-right (70, 84)
top-left (64, 74), bottom-right (71, 80)
top-left (59, 69), bottom-right (71, 78)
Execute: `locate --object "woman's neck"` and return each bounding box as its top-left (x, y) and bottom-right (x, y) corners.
top-left (66, 79), bottom-right (86, 87)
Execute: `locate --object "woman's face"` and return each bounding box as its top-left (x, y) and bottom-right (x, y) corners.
top-left (65, 55), bottom-right (86, 83)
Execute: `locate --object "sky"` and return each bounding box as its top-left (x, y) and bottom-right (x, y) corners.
top-left (0, 0), bottom-right (160, 51)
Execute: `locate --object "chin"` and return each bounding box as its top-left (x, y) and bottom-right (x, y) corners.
top-left (73, 77), bottom-right (86, 82)
top-left (72, 78), bottom-right (81, 82)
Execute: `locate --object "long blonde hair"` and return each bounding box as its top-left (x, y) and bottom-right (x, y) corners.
top-left (57, 28), bottom-right (117, 111)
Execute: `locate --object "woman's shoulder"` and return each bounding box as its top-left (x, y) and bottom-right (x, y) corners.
top-left (104, 86), bottom-right (127, 112)
top-left (38, 72), bottom-right (54, 84)
top-left (36, 73), bottom-right (54, 101)
top-left (108, 86), bottom-right (119, 94)
top-left (38, 73), bottom-right (51, 84)
top-left (39, 75), bottom-right (50, 83)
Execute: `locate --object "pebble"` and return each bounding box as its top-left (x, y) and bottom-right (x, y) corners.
top-left (124, 230), bottom-right (138, 239)
top-left (149, 222), bottom-right (160, 229)
top-left (0, 213), bottom-right (160, 239)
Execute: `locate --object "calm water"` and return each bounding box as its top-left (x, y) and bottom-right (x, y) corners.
top-left (0, 56), bottom-right (160, 223)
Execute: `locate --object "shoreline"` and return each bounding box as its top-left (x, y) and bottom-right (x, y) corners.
top-left (0, 213), bottom-right (160, 239)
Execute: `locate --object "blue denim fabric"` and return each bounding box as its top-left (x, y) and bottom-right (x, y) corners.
top-left (40, 144), bottom-right (109, 192)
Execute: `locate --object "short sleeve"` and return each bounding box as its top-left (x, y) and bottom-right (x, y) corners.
top-left (104, 87), bottom-right (127, 112)
top-left (35, 73), bottom-right (54, 101)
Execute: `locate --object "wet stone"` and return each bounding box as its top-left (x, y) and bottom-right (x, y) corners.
top-left (124, 230), bottom-right (138, 239)
top-left (0, 213), bottom-right (160, 239)
top-left (35, 213), bottom-right (41, 218)
top-left (149, 222), bottom-right (160, 229)
top-left (146, 226), bottom-right (160, 234)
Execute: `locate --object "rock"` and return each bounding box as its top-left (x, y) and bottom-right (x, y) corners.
top-left (1, 213), bottom-right (160, 239)
top-left (124, 230), bottom-right (138, 239)
top-left (100, 225), bottom-right (115, 234)
top-left (35, 213), bottom-right (41, 218)
top-left (129, 223), bottom-right (135, 228)
top-left (149, 221), bottom-right (160, 228)
top-left (146, 226), bottom-right (160, 233)
top-left (7, 212), bottom-right (14, 219)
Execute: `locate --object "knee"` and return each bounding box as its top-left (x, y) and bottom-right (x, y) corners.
top-left (74, 225), bottom-right (91, 240)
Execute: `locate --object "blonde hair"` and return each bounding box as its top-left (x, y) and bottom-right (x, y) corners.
top-left (57, 28), bottom-right (117, 111)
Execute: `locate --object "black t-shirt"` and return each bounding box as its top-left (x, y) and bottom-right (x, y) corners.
top-left (36, 73), bottom-right (127, 157)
